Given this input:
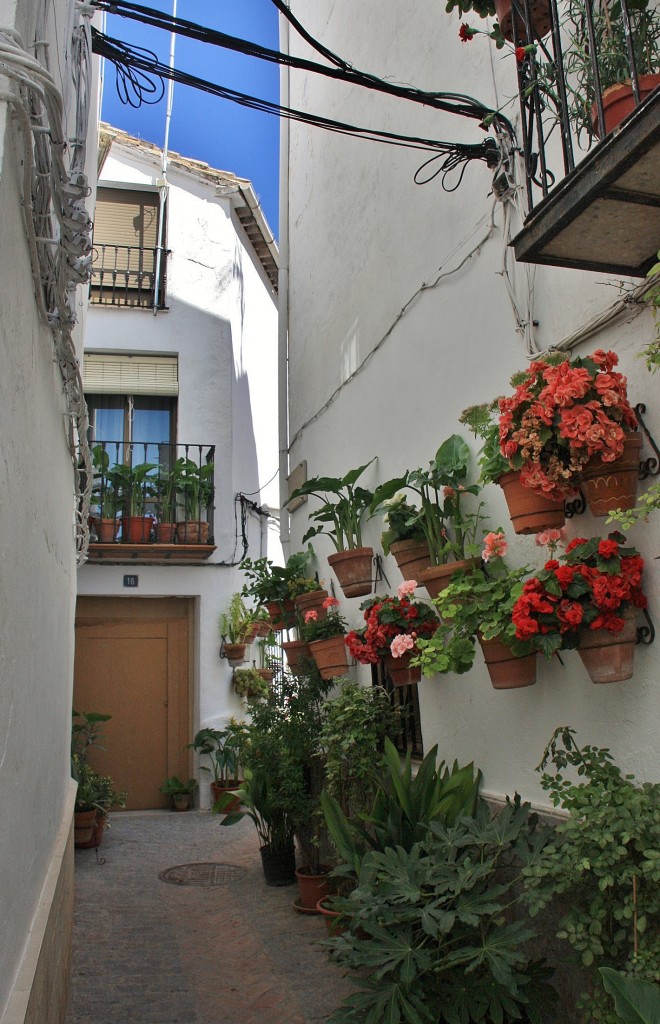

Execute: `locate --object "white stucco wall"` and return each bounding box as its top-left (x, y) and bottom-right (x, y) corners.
top-left (77, 142), bottom-right (280, 782)
top-left (283, 1), bottom-right (659, 807)
top-left (0, 0), bottom-right (95, 1016)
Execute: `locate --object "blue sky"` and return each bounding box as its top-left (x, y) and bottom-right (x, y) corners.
top-left (100, 0), bottom-right (281, 234)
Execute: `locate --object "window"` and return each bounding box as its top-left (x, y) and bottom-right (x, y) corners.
top-left (90, 187), bottom-right (167, 308)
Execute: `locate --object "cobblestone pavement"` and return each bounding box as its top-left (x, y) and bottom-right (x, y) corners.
top-left (66, 811), bottom-right (354, 1024)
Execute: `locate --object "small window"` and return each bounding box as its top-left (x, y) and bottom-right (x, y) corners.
top-left (90, 187), bottom-right (166, 308)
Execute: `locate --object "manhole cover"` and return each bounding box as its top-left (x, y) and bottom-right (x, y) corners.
top-left (159, 862), bottom-right (247, 887)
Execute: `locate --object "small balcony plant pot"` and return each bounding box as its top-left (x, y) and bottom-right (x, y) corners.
top-left (389, 539), bottom-right (432, 581)
top-left (265, 599), bottom-right (296, 631)
top-left (282, 639), bottom-right (313, 674)
top-left (155, 522), bottom-right (177, 543)
top-left (176, 521), bottom-right (209, 544)
top-left (211, 781), bottom-right (242, 814)
top-left (293, 588), bottom-right (329, 620)
top-left (123, 515), bottom-right (153, 543)
top-left (256, 668), bottom-right (275, 683)
top-left (74, 809), bottom-right (98, 846)
top-left (91, 516), bottom-right (119, 543)
top-left (259, 844), bottom-right (296, 887)
top-left (578, 608), bottom-right (637, 684)
top-left (580, 431), bottom-right (642, 517)
top-left (592, 74), bottom-right (660, 137)
top-left (383, 650), bottom-right (422, 687)
top-left (478, 635), bottom-right (537, 690)
top-left (327, 547), bottom-right (374, 598)
top-left (418, 558), bottom-right (481, 601)
top-left (295, 865), bottom-right (332, 911)
top-left (309, 635), bottom-right (349, 680)
top-left (497, 470), bottom-right (566, 535)
top-left (494, 0), bottom-right (552, 43)
top-left (223, 642), bottom-right (247, 667)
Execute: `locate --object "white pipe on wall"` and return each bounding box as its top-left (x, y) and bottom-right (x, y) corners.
top-left (277, 7), bottom-right (291, 553)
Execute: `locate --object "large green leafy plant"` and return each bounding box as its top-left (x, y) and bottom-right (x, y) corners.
top-left (523, 728), bottom-right (660, 1024)
top-left (290, 460), bottom-right (376, 551)
top-left (324, 796), bottom-right (554, 1024)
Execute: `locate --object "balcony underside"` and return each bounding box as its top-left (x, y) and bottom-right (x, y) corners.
top-left (513, 91), bottom-right (660, 278)
top-left (88, 543), bottom-right (216, 562)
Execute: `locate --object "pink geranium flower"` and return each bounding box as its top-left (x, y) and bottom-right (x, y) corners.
top-left (397, 579), bottom-right (417, 599)
top-left (482, 531), bottom-right (508, 562)
top-left (390, 633), bottom-right (415, 658)
top-left (304, 610), bottom-right (318, 623)
top-left (322, 595), bottom-right (340, 609)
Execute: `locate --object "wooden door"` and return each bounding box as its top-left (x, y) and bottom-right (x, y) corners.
top-left (74, 597), bottom-right (191, 809)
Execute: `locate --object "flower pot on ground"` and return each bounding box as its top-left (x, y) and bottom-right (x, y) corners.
top-left (327, 547), bottom-right (374, 598)
top-left (316, 897), bottom-right (346, 935)
top-left (210, 781), bottom-right (242, 814)
top-left (301, 599), bottom-right (349, 680)
top-left (346, 581), bottom-right (438, 685)
top-left (282, 638), bottom-right (313, 674)
top-left (289, 460), bottom-right (377, 599)
top-left (478, 634), bottom-right (537, 689)
top-left (260, 844), bottom-right (297, 887)
top-left (186, 722), bottom-right (246, 808)
top-left (578, 606), bottom-right (637, 683)
top-left (581, 431), bottom-right (642, 517)
top-left (159, 776), bottom-right (198, 811)
top-left (72, 716), bottom-right (127, 846)
top-left (74, 808), bottom-right (97, 845)
top-left (497, 469), bottom-right (566, 535)
top-left (75, 811), bottom-right (108, 849)
top-left (295, 864), bottom-right (332, 910)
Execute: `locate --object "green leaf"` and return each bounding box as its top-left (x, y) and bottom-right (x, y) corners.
top-left (599, 968), bottom-right (660, 1024)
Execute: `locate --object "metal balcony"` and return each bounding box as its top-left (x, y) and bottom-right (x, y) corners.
top-left (89, 244), bottom-right (167, 308)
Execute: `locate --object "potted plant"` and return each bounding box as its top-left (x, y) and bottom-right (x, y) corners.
top-left (300, 597), bottom-right (350, 679)
top-left (159, 775), bottom-right (198, 811)
top-left (219, 593), bottom-right (253, 666)
top-left (240, 550), bottom-right (312, 629)
top-left (186, 722), bottom-right (246, 810)
top-left (510, 531), bottom-right (646, 681)
top-left (370, 490), bottom-right (432, 579)
top-left (111, 459), bottom-right (158, 543)
top-left (291, 575), bottom-right (329, 620)
top-left (252, 629), bottom-right (278, 682)
top-left (498, 350), bottom-right (640, 516)
top-left (233, 666), bottom-right (270, 699)
top-left (446, 0), bottom-right (552, 43)
top-left (289, 460), bottom-right (376, 598)
top-left (90, 445), bottom-right (122, 542)
top-left (413, 532), bottom-right (538, 688)
top-left (345, 580), bottom-right (439, 686)
top-left (523, 727), bottom-right (660, 1022)
top-left (154, 464), bottom-right (178, 543)
top-left (218, 765), bottom-right (298, 885)
top-left (173, 456), bottom-right (214, 544)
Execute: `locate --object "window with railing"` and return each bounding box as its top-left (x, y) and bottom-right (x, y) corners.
top-left (90, 186), bottom-right (167, 308)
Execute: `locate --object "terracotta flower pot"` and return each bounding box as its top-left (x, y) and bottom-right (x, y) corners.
top-left (316, 898), bottom-right (346, 935)
top-left (498, 470), bottom-right (566, 535)
top-left (265, 599), bottom-right (296, 631)
top-left (309, 635), bottom-right (349, 680)
top-left (327, 547), bottom-right (374, 598)
top-left (74, 809), bottom-right (98, 846)
top-left (383, 650), bottom-right (422, 687)
top-left (295, 865), bottom-right (332, 910)
top-left (91, 516), bottom-right (119, 543)
top-left (578, 607), bottom-right (637, 683)
top-left (494, 0), bottom-right (552, 42)
top-left (294, 589), bottom-right (329, 620)
top-left (123, 515), bottom-right (153, 543)
top-left (176, 521), bottom-right (209, 544)
top-left (478, 635), bottom-right (537, 690)
top-left (223, 642), bottom-right (247, 666)
top-left (389, 539), bottom-right (432, 581)
top-left (418, 558), bottom-right (481, 601)
top-left (581, 432), bottom-right (642, 517)
top-left (155, 522), bottom-right (177, 543)
top-left (75, 811), bottom-right (108, 849)
top-left (256, 668), bottom-right (275, 683)
top-left (592, 74), bottom-right (660, 138)
top-left (211, 781), bottom-right (242, 814)
top-left (282, 639), bottom-right (313, 674)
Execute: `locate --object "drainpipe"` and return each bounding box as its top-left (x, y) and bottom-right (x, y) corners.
top-left (153, 0), bottom-right (176, 314)
top-left (277, 7), bottom-right (291, 555)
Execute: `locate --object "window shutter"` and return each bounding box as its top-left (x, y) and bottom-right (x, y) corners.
top-left (83, 354), bottom-right (179, 396)
top-left (94, 188), bottom-right (159, 249)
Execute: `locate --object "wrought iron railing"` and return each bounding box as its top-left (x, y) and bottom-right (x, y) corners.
top-left (87, 440), bottom-right (215, 544)
top-left (510, 0), bottom-right (659, 209)
top-left (89, 243), bottom-right (167, 308)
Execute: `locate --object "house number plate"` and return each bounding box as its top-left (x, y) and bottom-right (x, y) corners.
top-left (123, 575), bottom-right (139, 588)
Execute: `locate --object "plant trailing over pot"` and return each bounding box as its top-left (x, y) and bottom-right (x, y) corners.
top-left (323, 792), bottom-right (554, 1024)
top-left (523, 727), bottom-right (660, 1023)
top-left (219, 593), bottom-right (255, 665)
top-left (159, 775), bottom-right (198, 811)
top-left (345, 579), bottom-right (439, 685)
top-left (413, 532), bottom-right (538, 687)
top-left (510, 531), bottom-right (645, 675)
top-left (300, 597), bottom-right (350, 679)
top-left (498, 349), bottom-right (639, 502)
top-left (233, 666), bottom-right (270, 699)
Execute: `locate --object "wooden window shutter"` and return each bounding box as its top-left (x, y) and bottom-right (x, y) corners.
top-left (83, 354), bottom-right (179, 396)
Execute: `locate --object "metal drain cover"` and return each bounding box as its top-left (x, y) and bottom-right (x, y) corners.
top-left (159, 862), bottom-right (247, 887)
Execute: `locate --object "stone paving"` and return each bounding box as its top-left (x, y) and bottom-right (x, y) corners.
top-left (66, 811), bottom-right (354, 1024)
